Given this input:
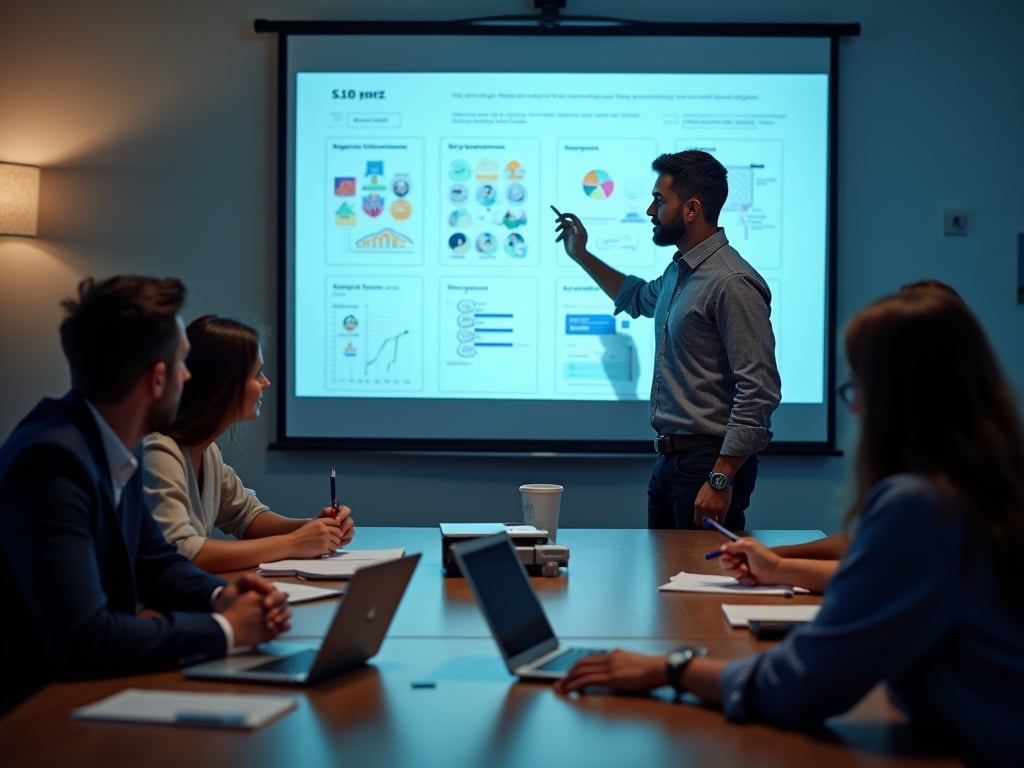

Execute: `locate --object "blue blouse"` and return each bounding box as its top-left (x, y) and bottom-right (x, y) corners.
top-left (720, 473), bottom-right (1024, 764)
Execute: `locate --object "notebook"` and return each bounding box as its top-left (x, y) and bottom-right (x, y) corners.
top-left (451, 532), bottom-right (606, 680)
top-left (185, 553), bottom-right (420, 685)
top-left (257, 548), bottom-right (407, 579)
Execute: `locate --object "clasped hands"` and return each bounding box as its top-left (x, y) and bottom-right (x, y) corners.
top-left (215, 573), bottom-right (292, 647)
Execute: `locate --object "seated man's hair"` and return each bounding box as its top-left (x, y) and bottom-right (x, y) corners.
top-left (60, 276), bottom-right (186, 403)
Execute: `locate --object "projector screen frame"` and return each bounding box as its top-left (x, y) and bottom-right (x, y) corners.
top-left (256, 17), bottom-right (860, 456)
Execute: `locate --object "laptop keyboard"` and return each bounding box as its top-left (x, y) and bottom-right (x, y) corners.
top-left (536, 647), bottom-right (606, 672)
top-left (248, 648), bottom-right (318, 675)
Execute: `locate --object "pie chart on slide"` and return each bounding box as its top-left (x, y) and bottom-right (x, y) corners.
top-left (582, 169), bottom-right (615, 199)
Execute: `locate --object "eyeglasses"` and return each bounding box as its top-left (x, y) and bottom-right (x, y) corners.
top-left (836, 379), bottom-right (859, 406)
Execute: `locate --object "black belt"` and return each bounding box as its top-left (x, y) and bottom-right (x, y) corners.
top-left (653, 434), bottom-right (723, 455)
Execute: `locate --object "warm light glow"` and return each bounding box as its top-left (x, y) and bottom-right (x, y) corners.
top-left (0, 162), bottom-right (41, 237)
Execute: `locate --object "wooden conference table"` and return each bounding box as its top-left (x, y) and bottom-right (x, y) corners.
top-left (0, 527), bottom-right (962, 767)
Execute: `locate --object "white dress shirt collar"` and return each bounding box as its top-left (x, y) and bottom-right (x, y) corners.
top-left (84, 400), bottom-right (139, 508)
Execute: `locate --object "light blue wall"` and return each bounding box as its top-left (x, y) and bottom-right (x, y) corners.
top-left (1, 0), bottom-right (1022, 532)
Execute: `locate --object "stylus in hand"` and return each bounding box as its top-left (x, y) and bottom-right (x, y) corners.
top-left (703, 515), bottom-right (739, 559)
top-left (550, 204), bottom-right (578, 233)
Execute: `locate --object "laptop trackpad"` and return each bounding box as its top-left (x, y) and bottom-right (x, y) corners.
top-left (248, 648), bottom-right (318, 674)
top-left (199, 641), bottom-right (316, 672)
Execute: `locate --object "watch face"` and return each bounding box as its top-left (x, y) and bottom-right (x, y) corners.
top-left (666, 646), bottom-right (697, 693)
top-left (668, 649), bottom-right (694, 666)
top-left (709, 472), bottom-right (730, 490)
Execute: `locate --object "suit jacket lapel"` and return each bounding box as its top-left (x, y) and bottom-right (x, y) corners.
top-left (62, 391), bottom-right (140, 609)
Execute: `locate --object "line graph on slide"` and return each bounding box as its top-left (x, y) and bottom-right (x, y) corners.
top-left (364, 329), bottom-right (409, 376)
top-left (325, 276), bottom-right (423, 392)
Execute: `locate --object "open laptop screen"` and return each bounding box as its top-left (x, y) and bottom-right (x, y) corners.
top-left (457, 536), bottom-right (554, 658)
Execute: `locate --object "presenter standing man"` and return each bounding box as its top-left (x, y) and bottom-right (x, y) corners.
top-left (553, 150), bottom-right (781, 530)
top-left (0, 276), bottom-right (291, 714)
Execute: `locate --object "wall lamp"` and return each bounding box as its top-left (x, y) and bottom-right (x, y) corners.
top-left (0, 161), bottom-right (42, 237)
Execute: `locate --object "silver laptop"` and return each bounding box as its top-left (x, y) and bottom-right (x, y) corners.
top-left (185, 553), bottom-right (420, 685)
top-left (452, 533), bottom-right (606, 680)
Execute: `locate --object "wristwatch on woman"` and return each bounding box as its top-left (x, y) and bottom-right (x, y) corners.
top-left (665, 646), bottom-right (701, 697)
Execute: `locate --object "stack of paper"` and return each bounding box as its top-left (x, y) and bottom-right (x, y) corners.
top-left (72, 689), bottom-right (297, 729)
top-left (658, 570), bottom-right (810, 596)
top-left (258, 547), bottom-right (405, 579)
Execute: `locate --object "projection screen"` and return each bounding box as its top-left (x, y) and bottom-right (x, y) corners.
top-left (259, 19), bottom-right (858, 453)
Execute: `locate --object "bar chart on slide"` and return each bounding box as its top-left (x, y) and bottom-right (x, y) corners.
top-left (439, 276), bottom-right (538, 394)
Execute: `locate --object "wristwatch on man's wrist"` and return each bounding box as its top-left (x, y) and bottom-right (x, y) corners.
top-left (708, 471), bottom-right (733, 490)
top-left (665, 646), bottom-right (701, 697)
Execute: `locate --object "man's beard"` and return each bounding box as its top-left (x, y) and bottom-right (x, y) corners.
top-left (652, 218), bottom-right (685, 247)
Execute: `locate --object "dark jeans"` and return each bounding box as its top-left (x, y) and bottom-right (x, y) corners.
top-left (646, 447), bottom-right (759, 530)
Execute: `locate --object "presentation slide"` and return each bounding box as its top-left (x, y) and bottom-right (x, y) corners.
top-left (281, 32), bottom-right (835, 450)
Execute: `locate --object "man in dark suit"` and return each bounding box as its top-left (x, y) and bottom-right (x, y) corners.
top-left (0, 276), bottom-right (291, 713)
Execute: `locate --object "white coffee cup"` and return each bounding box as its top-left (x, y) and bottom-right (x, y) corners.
top-left (519, 483), bottom-right (563, 542)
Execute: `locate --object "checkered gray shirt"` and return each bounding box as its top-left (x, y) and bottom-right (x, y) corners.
top-left (614, 229), bottom-right (782, 457)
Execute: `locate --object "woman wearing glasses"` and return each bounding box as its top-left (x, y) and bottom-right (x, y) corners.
top-left (142, 316), bottom-right (356, 572)
top-left (712, 280), bottom-right (970, 594)
top-left (556, 284), bottom-right (1024, 764)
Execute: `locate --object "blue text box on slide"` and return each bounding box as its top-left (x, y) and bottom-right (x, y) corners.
top-left (565, 314), bottom-right (616, 335)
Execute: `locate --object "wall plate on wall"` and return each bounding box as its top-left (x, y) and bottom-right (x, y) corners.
top-left (943, 209), bottom-right (968, 236)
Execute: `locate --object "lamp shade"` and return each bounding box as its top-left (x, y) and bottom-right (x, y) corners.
top-left (0, 162), bottom-right (41, 237)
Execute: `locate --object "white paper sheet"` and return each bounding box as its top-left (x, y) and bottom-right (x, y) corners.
top-left (72, 689), bottom-right (297, 729)
top-left (270, 581), bottom-right (343, 603)
top-left (658, 570), bottom-right (811, 596)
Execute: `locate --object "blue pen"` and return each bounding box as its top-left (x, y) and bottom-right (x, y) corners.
top-left (703, 515), bottom-right (739, 559)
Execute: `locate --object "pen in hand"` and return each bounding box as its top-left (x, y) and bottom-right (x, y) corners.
top-left (703, 515), bottom-right (740, 559)
top-left (322, 467), bottom-right (339, 559)
top-left (329, 466), bottom-right (338, 515)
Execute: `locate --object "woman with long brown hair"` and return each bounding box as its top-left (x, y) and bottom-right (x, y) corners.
top-left (556, 286), bottom-right (1024, 764)
top-left (143, 315), bottom-right (355, 572)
